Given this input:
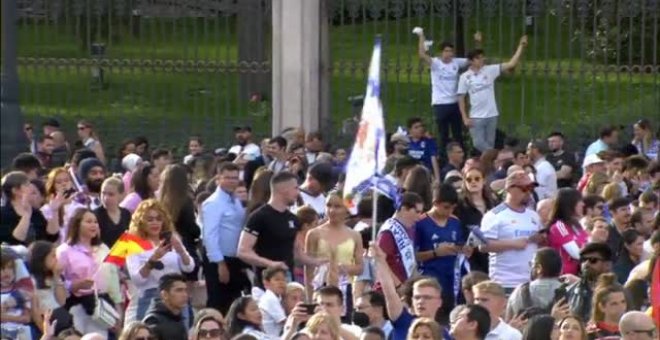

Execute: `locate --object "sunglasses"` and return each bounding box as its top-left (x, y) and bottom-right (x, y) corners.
top-left (465, 176), bottom-right (482, 183)
top-left (77, 126), bottom-right (88, 130)
top-left (513, 185), bottom-right (534, 193)
top-left (198, 328), bottom-right (223, 338)
top-left (24, 126), bottom-right (33, 131)
top-left (581, 257), bottom-right (606, 264)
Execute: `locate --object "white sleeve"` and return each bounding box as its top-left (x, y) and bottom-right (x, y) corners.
top-left (489, 64), bottom-right (502, 79)
top-left (481, 212), bottom-right (499, 240)
top-left (455, 58), bottom-right (469, 68)
top-left (457, 74), bottom-right (468, 95)
top-left (260, 295), bottom-right (287, 323)
top-left (562, 241), bottom-right (581, 260)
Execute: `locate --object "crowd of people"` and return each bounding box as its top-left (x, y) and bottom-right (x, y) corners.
top-left (1, 29), bottom-right (659, 340)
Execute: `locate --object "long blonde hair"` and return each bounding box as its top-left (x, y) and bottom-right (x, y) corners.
top-left (128, 199), bottom-right (175, 239)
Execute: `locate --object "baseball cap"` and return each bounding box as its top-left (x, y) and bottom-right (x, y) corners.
top-left (582, 154), bottom-right (605, 168)
top-left (505, 170), bottom-right (538, 190)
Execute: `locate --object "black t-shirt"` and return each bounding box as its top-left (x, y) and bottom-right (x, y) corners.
top-left (0, 204), bottom-right (58, 246)
top-left (243, 204), bottom-right (299, 280)
top-left (94, 206), bottom-right (132, 247)
top-left (546, 151), bottom-right (577, 188)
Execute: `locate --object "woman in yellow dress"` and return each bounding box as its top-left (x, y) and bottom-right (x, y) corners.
top-left (304, 192), bottom-right (364, 309)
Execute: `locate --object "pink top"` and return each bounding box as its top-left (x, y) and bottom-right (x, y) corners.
top-left (119, 192), bottom-right (142, 213)
top-left (56, 243), bottom-right (108, 296)
top-left (122, 171), bottom-right (133, 193)
top-left (548, 220), bottom-right (589, 275)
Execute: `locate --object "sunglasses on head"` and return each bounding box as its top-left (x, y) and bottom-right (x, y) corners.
top-left (198, 328), bottom-right (223, 338)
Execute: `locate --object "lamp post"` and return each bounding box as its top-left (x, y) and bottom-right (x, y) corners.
top-left (1, 0), bottom-right (28, 169)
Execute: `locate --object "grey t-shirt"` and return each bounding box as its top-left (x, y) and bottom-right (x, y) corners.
top-left (506, 278), bottom-right (563, 319)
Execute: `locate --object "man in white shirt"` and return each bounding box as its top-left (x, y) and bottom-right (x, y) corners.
top-left (457, 35), bottom-right (528, 152)
top-left (414, 27), bottom-right (482, 159)
top-left (480, 171), bottom-right (544, 291)
top-left (229, 126), bottom-right (261, 163)
top-left (527, 139), bottom-right (558, 200)
top-left (267, 136), bottom-right (289, 173)
top-left (472, 281), bottom-right (522, 340)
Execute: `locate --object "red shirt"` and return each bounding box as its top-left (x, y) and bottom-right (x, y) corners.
top-left (548, 220), bottom-right (589, 275)
top-left (376, 225), bottom-right (415, 285)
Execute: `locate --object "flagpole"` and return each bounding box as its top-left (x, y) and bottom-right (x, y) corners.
top-left (371, 187), bottom-right (378, 243)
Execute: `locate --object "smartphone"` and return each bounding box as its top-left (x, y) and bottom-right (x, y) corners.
top-left (300, 303), bottom-right (318, 315)
top-left (553, 285), bottom-right (568, 304)
top-left (160, 231), bottom-right (172, 245)
top-left (63, 188), bottom-right (77, 198)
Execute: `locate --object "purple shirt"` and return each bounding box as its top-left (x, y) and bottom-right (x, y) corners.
top-left (56, 243), bottom-right (108, 296)
top-left (119, 192), bottom-right (142, 213)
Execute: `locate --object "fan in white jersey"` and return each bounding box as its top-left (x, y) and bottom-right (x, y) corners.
top-left (479, 170), bottom-right (545, 291)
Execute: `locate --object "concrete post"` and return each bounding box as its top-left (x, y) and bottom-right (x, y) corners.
top-left (271, 0), bottom-right (321, 136)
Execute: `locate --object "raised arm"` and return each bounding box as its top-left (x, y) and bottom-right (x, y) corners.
top-left (501, 35), bottom-right (528, 72)
top-left (413, 27), bottom-right (433, 64)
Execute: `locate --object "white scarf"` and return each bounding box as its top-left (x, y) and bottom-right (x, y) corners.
top-left (378, 218), bottom-right (416, 279)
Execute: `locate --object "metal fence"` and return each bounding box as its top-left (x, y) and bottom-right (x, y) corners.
top-left (11, 0), bottom-right (660, 160)
top-left (325, 0), bottom-right (660, 149)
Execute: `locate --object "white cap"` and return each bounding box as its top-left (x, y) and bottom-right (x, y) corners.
top-left (582, 154), bottom-right (605, 168)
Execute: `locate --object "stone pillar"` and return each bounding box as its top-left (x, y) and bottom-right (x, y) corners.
top-left (271, 0), bottom-right (321, 136)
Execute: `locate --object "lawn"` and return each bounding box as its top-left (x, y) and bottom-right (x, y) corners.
top-left (14, 14), bottom-right (660, 154)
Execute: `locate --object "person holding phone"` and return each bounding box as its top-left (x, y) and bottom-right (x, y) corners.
top-left (41, 167), bottom-right (86, 242)
top-left (415, 184), bottom-right (470, 319)
top-left (125, 199), bottom-right (194, 324)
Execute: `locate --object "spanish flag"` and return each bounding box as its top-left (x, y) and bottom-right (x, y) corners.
top-left (652, 258), bottom-right (660, 328)
top-left (104, 232), bottom-right (153, 267)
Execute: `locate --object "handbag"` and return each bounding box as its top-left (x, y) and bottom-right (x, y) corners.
top-left (92, 288), bottom-right (120, 329)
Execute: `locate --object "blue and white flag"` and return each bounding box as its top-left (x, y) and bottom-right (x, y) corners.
top-left (343, 37), bottom-right (388, 213)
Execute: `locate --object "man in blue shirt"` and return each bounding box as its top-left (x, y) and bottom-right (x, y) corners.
top-left (415, 184), bottom-right (469, 320)
top-left (372, 243), bottom-right (451, 340)
top-left (407, 117), bottom-right (440, 180)
top-left (201, 162), bottom-right (249, 314)
top-left (585, 125), bottom-right (619, 157)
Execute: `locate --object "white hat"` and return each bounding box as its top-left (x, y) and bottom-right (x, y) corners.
top-left (582, 154), bottom-right (605, 168)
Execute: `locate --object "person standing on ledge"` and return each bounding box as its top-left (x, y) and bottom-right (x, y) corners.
top-left (457, 35), bottom-right (528, 153)
top-left (413, 27), bottom-right (482, 161)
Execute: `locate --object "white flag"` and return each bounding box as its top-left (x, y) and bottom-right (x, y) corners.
top-left (343, 37), bottom-right (387, 212)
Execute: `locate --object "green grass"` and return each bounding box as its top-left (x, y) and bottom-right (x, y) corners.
top-left (13, 15), bottom-right (660, 154)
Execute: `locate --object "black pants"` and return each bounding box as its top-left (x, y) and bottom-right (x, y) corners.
top-left (203, 255), bottom-right (251, 315)
top-left (433, 103), bottom-right (464, 162)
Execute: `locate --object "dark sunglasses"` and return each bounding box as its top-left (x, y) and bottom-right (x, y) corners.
top-left (24, 126), bottom-right (33, 131)
top-left (465, 176), bottom-right (482, 183)
top-left (198, 328), bottom-right (223, 338)
top-left (581, 257), bottom-right (606, 264)
top-left (77, 126), bottom-right (88, 130)
top-left (513, 185), bottom-right (534, 193)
